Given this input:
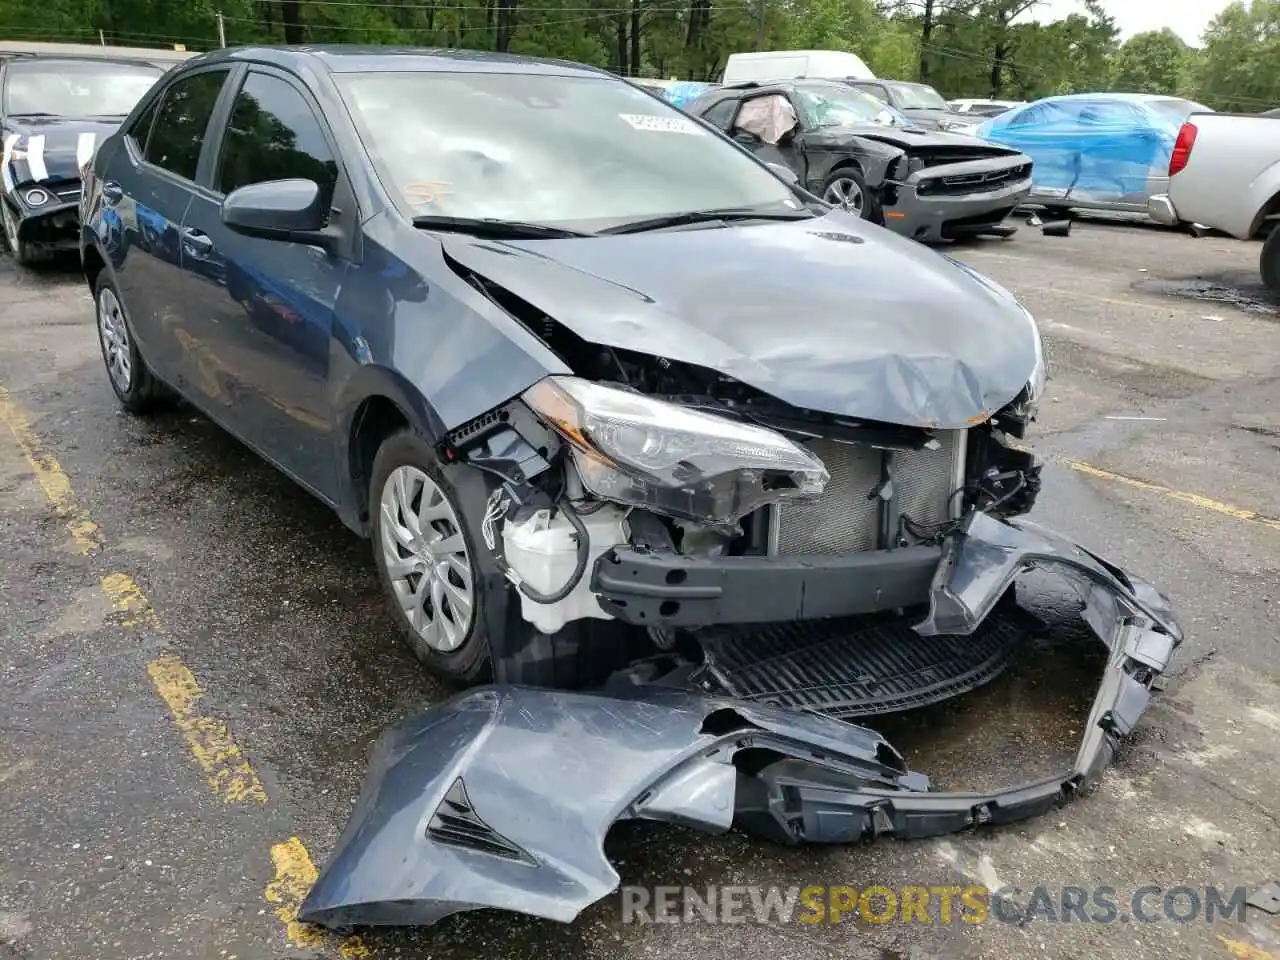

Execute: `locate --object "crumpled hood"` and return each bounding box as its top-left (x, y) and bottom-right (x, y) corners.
top-left (442, 212), bottom-right (1040, 428)
top-left (813, 124), bottom-right (1022, 153)
top-left (2, 117), bottom-right (117, 194)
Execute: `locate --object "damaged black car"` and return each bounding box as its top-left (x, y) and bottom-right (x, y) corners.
top-left (1, 54), bottom-right (163, 264)
top-left (688, 79), bottom-right (1033, 242)
top-left (78, 46), bottom-right (1181, 930)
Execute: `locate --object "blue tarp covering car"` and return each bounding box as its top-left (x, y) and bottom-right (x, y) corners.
top-left (976, 93), bottom-right (1212, 213)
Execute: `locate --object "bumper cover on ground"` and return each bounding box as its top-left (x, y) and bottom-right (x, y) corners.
top-left (299, 513), bottom-right (1181, 931)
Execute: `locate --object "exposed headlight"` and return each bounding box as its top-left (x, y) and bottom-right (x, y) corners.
top-left (523, 376), bottom-right (828, 525)
top-left (24, 188), bottom-right (50, 207)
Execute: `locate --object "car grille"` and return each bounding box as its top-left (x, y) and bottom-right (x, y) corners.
top-left (773, 432), bottom-right (964, 555)
top-left (917, 163), bottom-right (1032, 196)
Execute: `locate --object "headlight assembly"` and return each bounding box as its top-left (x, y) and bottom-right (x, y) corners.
top-left (522, 376), bottom-right (828, 526)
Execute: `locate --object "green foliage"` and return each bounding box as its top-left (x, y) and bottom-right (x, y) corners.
top-left (0, 0), bottom-right (1276, 111)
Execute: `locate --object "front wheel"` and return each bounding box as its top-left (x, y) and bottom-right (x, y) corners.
top-left (1261, 227), bottom-right (1280, 298)
top-left (369, 429), bottom-right (495, 683)
top-left (822, 167), bottom-right (879, 221)
top-left (1, 200), bottom-right (42, 266)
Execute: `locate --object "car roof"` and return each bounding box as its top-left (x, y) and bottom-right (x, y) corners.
top-left (3, 54), bottom-right (163, 70)
top-left (1032, 92), bottom-right (1194, 105)
top-left (179, 45), bottom-right (611, 79)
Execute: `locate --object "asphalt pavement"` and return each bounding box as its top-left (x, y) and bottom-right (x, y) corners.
top-left (1, 215), bottom-right (1279, 960)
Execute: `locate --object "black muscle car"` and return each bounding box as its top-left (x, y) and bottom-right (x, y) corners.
top-left (1, 54), bottom-right (162, 264)
top-left (689, 79), bottom-right (1034, 243)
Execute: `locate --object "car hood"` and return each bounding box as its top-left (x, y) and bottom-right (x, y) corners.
top-left (2, 117), bottom-right (119, 192)
top-left (440, 211), bottom-right (1040, 428)
top-left (807, 124), bottom-right (1022, 154)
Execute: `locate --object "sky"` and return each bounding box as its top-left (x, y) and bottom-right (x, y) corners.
top-left (1029, 0), bottom-right (1234, 45)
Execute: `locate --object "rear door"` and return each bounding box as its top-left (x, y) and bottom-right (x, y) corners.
top-left (177, 65), bottom-right (349, 499)
top-left (102, 66), bottom-right (234, 381)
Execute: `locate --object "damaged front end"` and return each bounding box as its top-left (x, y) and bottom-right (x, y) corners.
top-left (299, 509), bottom-right (1179, 929)
top-left (304, 363), bottom-right (1182, 931)
top-left (303, 228), bottom-right (1181, 930)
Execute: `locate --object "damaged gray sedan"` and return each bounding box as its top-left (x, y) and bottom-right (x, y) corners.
top-left (78, 46), bottom-right (1182, 932)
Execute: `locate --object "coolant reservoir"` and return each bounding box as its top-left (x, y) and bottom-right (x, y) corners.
top-left (501, 504), bottom-right (630, 634)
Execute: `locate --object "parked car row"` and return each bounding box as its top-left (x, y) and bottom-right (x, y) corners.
top-left (686, 79), bottom-right (1033, 242)
top-left (1, 50), bottom-right (168, 263)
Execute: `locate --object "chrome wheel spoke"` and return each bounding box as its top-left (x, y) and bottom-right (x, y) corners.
top-left (380, 464), bottom-right (476, 654)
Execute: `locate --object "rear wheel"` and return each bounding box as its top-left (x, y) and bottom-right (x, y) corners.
top-left (95, 271), bottom-right (168, 413)
top-left (1261, 227), bottom-right (1280, 298)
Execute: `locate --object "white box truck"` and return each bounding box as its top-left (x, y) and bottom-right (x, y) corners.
top-left (721, 50), bottom-right (875, 85)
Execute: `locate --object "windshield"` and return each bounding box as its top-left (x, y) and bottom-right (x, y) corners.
top-left (335, 71), bottom-right (802, 231)
top-left (887, 82), bottom-right (948, 111)
top-left (1147, 98), bottom-right (1212, 122)
top-left (3, 60), bottom-right (162, 117)
top-left (793, 83), bottom-right (896, 128)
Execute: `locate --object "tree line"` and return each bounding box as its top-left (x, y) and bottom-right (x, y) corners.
top-left (2, 0), bottom-right (1278, 111)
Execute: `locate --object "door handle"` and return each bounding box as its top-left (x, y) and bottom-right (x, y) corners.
top-left (181, 228), bottom-right (214, 254)
top-left (101, 180), bottom-right (123, 203)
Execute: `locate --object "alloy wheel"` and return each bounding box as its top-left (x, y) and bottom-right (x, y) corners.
top-left (98, 287), bottom-right (134, 392)
top-left (379, 465), bottom-right (475, 652)
top-left (824, 177), bottom-right (864, 214)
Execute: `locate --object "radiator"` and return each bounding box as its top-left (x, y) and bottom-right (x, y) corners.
top-left (772, 431), bottom-right (965, 555)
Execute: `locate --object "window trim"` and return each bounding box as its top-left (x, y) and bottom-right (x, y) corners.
top-left (700, 97), bottom-right (740, 131)
top-left (203, 63), bottom-right (347, 204)
top-left (135, 64), bottom-right (238, 187)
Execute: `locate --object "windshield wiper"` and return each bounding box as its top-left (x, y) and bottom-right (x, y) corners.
top-left (599, 207), bottom-right (815, 236)
top-left (411, 215), bottom-right (590, 239)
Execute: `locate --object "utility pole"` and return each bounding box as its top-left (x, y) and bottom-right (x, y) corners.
top-left (98, 28), bottom-right (105, 45)
top-left (216, 11), bottom-right (227, 47)
top-left (756, 0), bottom-right (765, 49)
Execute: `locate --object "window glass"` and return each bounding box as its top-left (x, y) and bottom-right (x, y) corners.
top-left (145, 70), bottom-right (229, 181)
top-left (216, 72), bottom-right (338, 207)
top-left (334, 70), bottom-right (800, 231)
top-left (793, 82), bottom-right (896, 128)
top-left (128, 96), bottom-right (159, 152)
top-left (884, 82), bottom-right (948, 110)
top-left (700, 98), bottom-right (738, 130)
top-left (3, 59), bottom-right (162, 118)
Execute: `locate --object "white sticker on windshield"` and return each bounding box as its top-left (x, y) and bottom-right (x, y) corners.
top-left (619, 113), bottom-right (704, 135)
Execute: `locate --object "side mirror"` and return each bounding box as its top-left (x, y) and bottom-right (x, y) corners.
top-left (221, 178), bottom-right (336, 251)
top-left (766, 162), bottom-right (799, 185)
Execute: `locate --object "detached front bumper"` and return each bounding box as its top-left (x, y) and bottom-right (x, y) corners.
top-left (5, 194), bottom-right (82, 251)
top-left (299, 513), bottom-right (1181, 931)
top-left (882, 159), bottom-right (1033, 242)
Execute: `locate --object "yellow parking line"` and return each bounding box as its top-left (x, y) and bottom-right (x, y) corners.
top-left (267, 838), bottom-right (370, 958)
top-left (1066, 459), bottom-right (1280, 532)
top-left (101, 571), bottom-right (159, 626)
top-left (1219, 936), bottom-right (1280, 960)
top-left (145, 652), bottom-right (269, 804)
top-left (0, 385), bottom-right (101, 553)
top-left (1, 384), bottom-right (358, 953)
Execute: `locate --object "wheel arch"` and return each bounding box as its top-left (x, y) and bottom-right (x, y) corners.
top-left (335, 365), bottom-right (449, 536)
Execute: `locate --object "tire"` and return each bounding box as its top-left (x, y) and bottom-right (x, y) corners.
top-left (368, 428), bottom-right (636, 689)
top-left (1261, 227), bottom-right (1280, 299)
top-left (369, 428), bottom-right (498, 684)
top-left (1, 199), bottom-right (42, 266)
top-left (94, 270), bottom-right (168, 413)
top-left (822, 167), bottom-right (879, 221)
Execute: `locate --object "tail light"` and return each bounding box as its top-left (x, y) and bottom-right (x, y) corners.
top-left (1169, 122), bottom-right (1197, 177)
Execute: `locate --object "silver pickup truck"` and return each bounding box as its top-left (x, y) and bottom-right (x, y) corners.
top-left (1148, 111), bottom-right (1280, 295)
